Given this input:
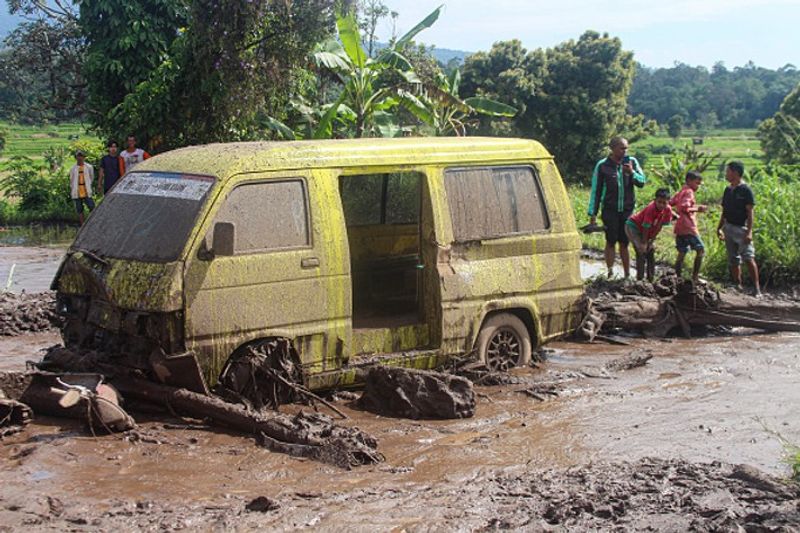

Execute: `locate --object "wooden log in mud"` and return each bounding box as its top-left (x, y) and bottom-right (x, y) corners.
top-left (112, 376), bottom-right (383, 469)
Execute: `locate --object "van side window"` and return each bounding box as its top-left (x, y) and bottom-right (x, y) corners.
top-left (340, 172), bottom-right (421, 225)
top-left (213, 180), bottom-right (310, 253)
top-left (444, 165), bottom-right (549, 241)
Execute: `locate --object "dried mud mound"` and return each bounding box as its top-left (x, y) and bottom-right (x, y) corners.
top-left (0, 291), bottom-right (61, 336)
top-left (481, 458), bottom-right (800, 531)
top-left (358, 366), bottom-right (475, 419)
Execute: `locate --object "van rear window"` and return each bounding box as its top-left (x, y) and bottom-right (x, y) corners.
top-left (73, 172), bottom-right (215, 262)
top-left (444, 165), bottom-right (549, 242)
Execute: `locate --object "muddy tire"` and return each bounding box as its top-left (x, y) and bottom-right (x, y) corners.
top-left (216, 338), bottom-right (303, 410)
top-left (476, 314), bottom-right (532, 371)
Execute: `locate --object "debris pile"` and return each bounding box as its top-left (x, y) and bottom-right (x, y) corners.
top-left (0, 395), bottom-right (32, 438)
top-left (357, 366), bottom-right (476, 419)
top-left (578, 275), bottom-right (800, 340)
top-left (113, 376), bottom-right (383, 469)
top-left (481, 458), bottom-right (800, 530)
top-left (0, 291), bottom-right (61, 336)
top-left (19, 373), bottom-right (135, 433)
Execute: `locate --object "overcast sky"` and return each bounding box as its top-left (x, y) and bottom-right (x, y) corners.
top-left (379, 0), bottom-right (800, 69)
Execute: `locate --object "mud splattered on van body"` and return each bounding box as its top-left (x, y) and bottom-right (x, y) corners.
top-left (53, 138), bottom-right (584, 393)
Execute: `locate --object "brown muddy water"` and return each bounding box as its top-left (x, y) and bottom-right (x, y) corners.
top-left (1, 241), bottom-right (799, 530)
top-left (1, 334), bottom-right (798, 530)
top-left (0, 225), bottom-right (74, 293)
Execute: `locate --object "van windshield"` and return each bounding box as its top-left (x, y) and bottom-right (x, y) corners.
top-left (73, 172), bottom-right (216, 263)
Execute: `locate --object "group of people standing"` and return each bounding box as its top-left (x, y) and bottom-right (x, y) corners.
top-left (588, 136), bottom-right (761, 296)
top-left (69, 135), bottom-right (151, 223)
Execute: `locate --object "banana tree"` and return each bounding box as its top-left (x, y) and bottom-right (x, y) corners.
top-left (313, 5), bottom-right (442, 138)
top-left (398, 68), bottom-right (517, 136)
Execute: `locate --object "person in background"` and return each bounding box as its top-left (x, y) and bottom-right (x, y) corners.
top-left (671, 171), bottom-right (708, 286)
top-left (588, 136), bottom-right (647, 278)
top-left (624, 188), bottom-right (673, 282)
top-left (98, 140), bottom-right (124, 194)
top-left (69, 150), bottom-right (95, 224)
top-left (717, 161), bottom-right (761, 296)
top-left (119, 134), bottom-right (150, 172)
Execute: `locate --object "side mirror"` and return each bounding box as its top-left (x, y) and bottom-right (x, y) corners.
top-left (212, 222), bottom-right (235, 257)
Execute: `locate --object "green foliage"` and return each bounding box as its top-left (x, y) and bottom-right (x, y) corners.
top-left (0, 122), bottom-right (97, 160)
top-left (68, 138), bottom-right (105, 168)
top-left (788, 444), bottom-right (800, 482)
top-left (313, 5), bottom-right (441, 138)
top-left (101, 0), bottom-right (334, 150)
top-left (630, 62), bottom-right (800, 128)
top-left (80, 0), bottom-right (188, 138)
top-left (633, 129), bottom-right (764, 174)
top-left (358, 0), bottom-right (390, 58)
top-left (667, 114), bottom-right (684, 139)
top-left (400, 68), bottom-right (516, 137)
top-left (0, 18), bottom-right (85, 122)
top-left (758, 82), bottom-right (800, 164)
top-left (619, 113), bottom-right (658, 144)
top-left (461, 31), bottom-right (637, 182)
top-left (0, 156), bottom-right (69, 213)
top-left (651, 144), bottom-right (720, 192)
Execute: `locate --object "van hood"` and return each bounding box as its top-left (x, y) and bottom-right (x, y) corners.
top-left (54, 251), bottom-right (184, 312)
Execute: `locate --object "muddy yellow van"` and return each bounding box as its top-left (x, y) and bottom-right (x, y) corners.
top-left (53, 137), bottom-right (583, 393)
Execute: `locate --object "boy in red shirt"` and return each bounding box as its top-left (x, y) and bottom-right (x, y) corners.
top-left (625, 188), bottom-right (673, 281)
top-left (670, 171), bottom-right (708, 284)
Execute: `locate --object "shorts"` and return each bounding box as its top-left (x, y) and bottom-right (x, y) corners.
top-left (624, 221), bottom-right (649, 254)
top-left (722, 223), bottom-right (755, 265)
top-left (675, 234), bottom-right (704, 253)
top-left (601, 208), bottom-right (633, 246)
top-left (74, 197), bottom-right (95, 215)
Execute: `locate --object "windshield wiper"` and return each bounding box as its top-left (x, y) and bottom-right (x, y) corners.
top-left (72, 247), bottom-right (109, 266)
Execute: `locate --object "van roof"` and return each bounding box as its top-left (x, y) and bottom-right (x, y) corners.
top-left (133, 137), bottom-right (552, 179)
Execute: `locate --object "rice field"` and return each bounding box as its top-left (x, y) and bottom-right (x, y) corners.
top-left (0, 122), bottom-right (99, 161)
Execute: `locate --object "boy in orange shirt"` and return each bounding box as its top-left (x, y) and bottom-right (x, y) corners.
top-left (670, 171), bottom-right (708, 284)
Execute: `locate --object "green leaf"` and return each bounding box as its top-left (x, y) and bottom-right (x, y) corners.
top-left (263, 116), bottom-right (296, 140)
top-left (399, 70), bottom-right (422, 84)
top-left (314, 50), bottom-right (351, 71)
top-left (313, 92), bottom-right (347, 139)
top-left (396, 5), bottom-right (443, 48)
top-left (397, 90), bottom-right (435, 126)
top-left (426, 85), bottom-right (470, 113)
top-left (375, 48), bottom-right (412, 72)
top-left (373, 111), bottom-right (401, 138)
top-left (336, 9), bottom-right (367, 69)
top-left (464, 97), bottom-right (517, 117)
top-left (449, 68), bottom-right (460, 96)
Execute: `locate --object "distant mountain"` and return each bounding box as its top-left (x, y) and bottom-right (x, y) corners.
top-left (430, 46), bottom-right (471, 66)
top-left (372, 41), bottom-right (471, 66)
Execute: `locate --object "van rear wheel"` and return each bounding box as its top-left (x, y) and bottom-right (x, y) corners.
top-left (476, 314), bottom-right (532, 371)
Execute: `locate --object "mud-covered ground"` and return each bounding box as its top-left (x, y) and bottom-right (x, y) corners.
top-left (1, 245), bottom-right (798, 530)
top-left (1, 331), bottom-right (799, 531)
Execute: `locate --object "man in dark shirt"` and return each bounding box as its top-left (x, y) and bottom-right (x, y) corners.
top-left (588, 136), bottom-right (647, 278)
top-left (717, 160), bottom-right (760, 296)
top-left (99, 141), bottom-right (123, 194)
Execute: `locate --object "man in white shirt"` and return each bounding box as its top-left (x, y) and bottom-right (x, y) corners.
top-left (119, 134), bottom-right (151, 173)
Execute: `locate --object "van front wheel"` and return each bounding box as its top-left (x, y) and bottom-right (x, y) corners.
top-left (476, 314), bottom-right (532, 371)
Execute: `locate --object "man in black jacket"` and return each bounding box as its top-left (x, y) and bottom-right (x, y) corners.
top-left (587, 137), bottom-right (647, 278)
